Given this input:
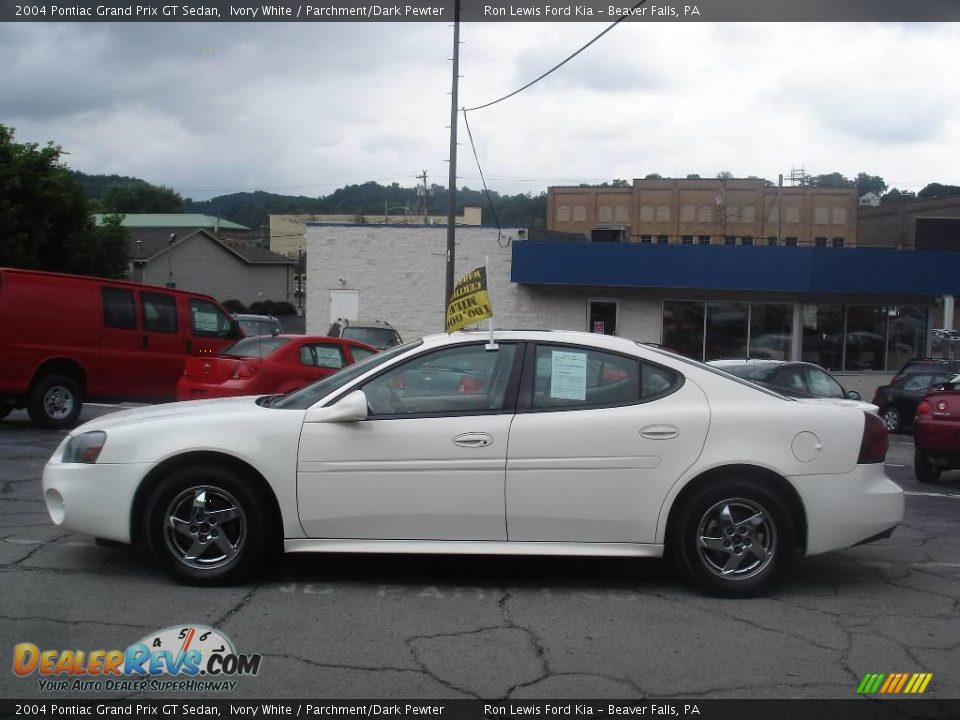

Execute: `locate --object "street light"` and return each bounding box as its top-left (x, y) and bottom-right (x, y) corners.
top-left (166, 233), bottom-right (177, 288)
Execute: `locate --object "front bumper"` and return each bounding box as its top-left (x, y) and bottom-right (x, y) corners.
top-left (789, 464), bottom-right (904, 556)
top-left (42, 457), bottom-right (154, 544)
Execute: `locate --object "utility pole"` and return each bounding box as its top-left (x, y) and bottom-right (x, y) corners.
top-left (416, 169), bottom-right (429, 223)
top-left (444, 0), bottom-right (461, 320)
top-left (777, 173), bottom-right (783, 244)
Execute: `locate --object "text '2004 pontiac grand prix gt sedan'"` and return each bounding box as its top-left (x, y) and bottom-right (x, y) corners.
top-left (42, 330), bottom-right (904, 597)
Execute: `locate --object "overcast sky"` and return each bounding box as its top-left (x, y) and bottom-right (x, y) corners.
top-left (2, 21), bottom-right (958, 200)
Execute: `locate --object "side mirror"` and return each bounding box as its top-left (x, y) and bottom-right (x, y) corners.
top-left (846, 390), bottom-right (862, 400)
top-left (304, 390), bottom-right (368, 423)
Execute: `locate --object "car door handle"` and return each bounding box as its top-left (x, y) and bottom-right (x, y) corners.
top-left (639, 424), bottom-right (679, 440)
top-left (453, 432), bottom-right (494, 448)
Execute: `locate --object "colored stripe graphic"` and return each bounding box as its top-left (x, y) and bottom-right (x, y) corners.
top-left (857, 672), bottom-right (932, 694)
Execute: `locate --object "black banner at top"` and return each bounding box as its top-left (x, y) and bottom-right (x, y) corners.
top-left (2, 0), bottom-right (959, 23)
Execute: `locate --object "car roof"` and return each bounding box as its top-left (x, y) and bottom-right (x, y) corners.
top-left (234, 313), bottom-right (279, 321)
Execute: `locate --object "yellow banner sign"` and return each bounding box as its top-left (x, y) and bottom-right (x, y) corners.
top-left (445, 266), bottom-right (494, 333)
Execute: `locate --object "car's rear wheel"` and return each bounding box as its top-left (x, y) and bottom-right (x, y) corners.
top-left (672, 478), bottom-right (795, 598)
top-left (880, 406), bottom-right (902, 434)
top-left (144, 464), bottom-right (271, 585)
top-left (27, 374), bottom-right (83, 429)
top-left (914, 451), bottom-right (941, 484)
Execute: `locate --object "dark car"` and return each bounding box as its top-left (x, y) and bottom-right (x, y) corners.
top-left (913, 375), bottom-right (960, 483)
top-left (887, 358), bottom-right (960, 386)
top-left (872, 368), bottom-right (959, 433)
top-left (708, 360), bottom-right (869, 405)
top-left (234, 313), bottom-right (282, 337)
top-left (328, 318), bottom-right (402, 350)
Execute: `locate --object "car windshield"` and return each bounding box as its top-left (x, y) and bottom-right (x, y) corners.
top-left (268, 339), bottom-right (422, 409)
top-left (342, 327), bottom-right (401, 349)
top-left (221, 336), bottom-right (289, 358)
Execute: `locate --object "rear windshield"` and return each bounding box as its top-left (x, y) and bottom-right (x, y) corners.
top-left (716, 363), bottom-right (778, 382)
top-left (239, 318), bottom-right (281, 336)
top-left (342, 327), bottom-right (402, 348)
top-left (222, 337), bottom-right (289, 358)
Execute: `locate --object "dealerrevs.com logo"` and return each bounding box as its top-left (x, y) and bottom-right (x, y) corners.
top-left (13, 625), bottom-right (262, 692)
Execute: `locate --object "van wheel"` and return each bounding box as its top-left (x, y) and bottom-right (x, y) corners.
top-left (671, 478), bottom-right (795, 598)
top-left (144, 464), bottom-right (271, 586)
top-left (0, 402), bottom-right (12, 420)
top-left (27, 374), bottom-right (83, 430)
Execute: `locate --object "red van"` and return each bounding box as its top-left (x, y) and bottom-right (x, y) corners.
top-left (0, 268), bottom-right (240, 429)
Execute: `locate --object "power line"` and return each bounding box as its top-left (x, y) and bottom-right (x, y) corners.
top-left (463, 0), bottom-right (648, 113)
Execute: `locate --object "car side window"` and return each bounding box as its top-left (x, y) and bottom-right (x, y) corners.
top-left (102, 287), bottom-right (136, 330)
top-left (531, 345), bottom-right (644, 410)
top-left (362, 344), bottom-right (517, 416)
top-left (140, 292), bottom-right (178, 333)
top-left (350, 346), bottom-right (378, 363)
top-left (778, 369), bottom-right (806, 392)
top-left (189, 299), bottom-right (233, 337)
top-left (301, 343), bottom-right (345, 370)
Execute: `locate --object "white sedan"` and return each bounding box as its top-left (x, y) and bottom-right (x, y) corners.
top-left (42, 330), bottom-right (903, 597)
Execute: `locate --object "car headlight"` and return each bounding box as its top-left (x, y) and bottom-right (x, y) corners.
top-left (62, 431), bottom-right (107, 463)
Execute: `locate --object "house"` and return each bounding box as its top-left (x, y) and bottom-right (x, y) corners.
top-left (127, 228), bottom-right (295, 307)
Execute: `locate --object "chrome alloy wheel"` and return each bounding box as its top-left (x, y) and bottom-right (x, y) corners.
top-left (43, 385), bottom-right (75, 420)
top-left (163, 486), bottom-right (247, 571)
top-left (696, 498), bottom-right (777, 581)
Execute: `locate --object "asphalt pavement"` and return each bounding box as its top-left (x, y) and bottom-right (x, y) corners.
top-left (1, 404), bottom-right (958, 701)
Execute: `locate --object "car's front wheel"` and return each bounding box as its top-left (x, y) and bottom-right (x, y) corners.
top-left (914, 451), bottom-right (941, 484)
top-left (672, 478), bottom-right (796, 598)
top-left (880, 406), bottom-right (902, 434)
top-left (144, 464), bottom-right (272, 585)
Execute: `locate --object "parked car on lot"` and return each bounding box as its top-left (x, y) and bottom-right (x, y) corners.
top-left (327, 318), bottom-right (402, 350)
top-left (43, 330), bottom-right (902, 597)
top-left (234, 313), bottom-right (282, 337)
top-left (888, 358), bottom-right (960, 386)
top-left (872, 368), bottom-right (959, 433)
top-left (913, 375), bottom-right (960, 483)
top-left (0, 267), bottom-right (239, 429)
top-left (177, 335), bottom-right (377, 400)
top-left (708, 360), bottom-right (877, 413)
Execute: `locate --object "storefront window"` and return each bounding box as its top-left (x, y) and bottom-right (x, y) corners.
top-left (845, 306), bottom-right (887, 370)
top-left (749, 304), bottom-right (792, 360)
top-left (705, 303), bottom-right (749, 361)
top-left (662, 301), bottom-right (704, 359)
top-left (802, 305), bottom-right (844, 370)
top-left (887, 306), bottom-right (928, 371)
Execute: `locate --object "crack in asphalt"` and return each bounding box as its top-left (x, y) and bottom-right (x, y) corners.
top-left (214, 583), bottom-right (266, 628)
top-left (0, 614), bottom-right (156, 631)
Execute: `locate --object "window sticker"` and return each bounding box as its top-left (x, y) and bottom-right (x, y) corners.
top-left (551, 351), bottom-right (587, 400)
top-left (193, 311), bottom-right (219, 333)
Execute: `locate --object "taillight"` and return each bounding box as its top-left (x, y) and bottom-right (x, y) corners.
top-left (917, 400), bottom-right (932, 416)
top-left (858, 412), bottom-right (889, 464)
top-left (457, 376), bottom-right (484, 394)
top-left (231, 363), bottom-right (256, 380)
top-left (890, 375), bottom-right (901, 385)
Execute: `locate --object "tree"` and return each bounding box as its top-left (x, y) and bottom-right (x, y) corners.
top-left (0, 124), bottom-right (128, 278)
top-left (854, 173), bottom-right (887, 198)
top-left (686, 173), bottom-right (701, 179)
top-left (102, 180), bottom-right (185, 213)
top-left (644, 173), bottom-right (663, 180)
top-left (880, 188), bottom-right (917, 204)
top-left (918, 183), bottom-right (960, 201)
top-left (809, 172), bottom-right (854, 188)
top-left (716, 171), bottom-right (734, 180)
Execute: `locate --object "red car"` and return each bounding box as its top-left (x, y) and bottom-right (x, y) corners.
top-left (177, 335), bottom-right (377, 401)
top-left (913, 375), bottom-right (960, 483)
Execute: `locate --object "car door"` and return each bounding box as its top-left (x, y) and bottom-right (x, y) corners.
top-left (138, 290), bottom-right (184, 400)
top-left (297, 342), bottom-right (522, 540)
top-left (505, 343), bottom-right (709, 544)
top-left (99, 286), bottom-right (142, 398)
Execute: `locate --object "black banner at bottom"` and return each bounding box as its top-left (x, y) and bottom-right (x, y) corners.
top-left (1, 699), bottom-right (957, 720)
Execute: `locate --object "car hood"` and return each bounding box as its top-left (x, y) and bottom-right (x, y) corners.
top-left (69, 396), bottom-right (266, 435)
top-left (795, 397), bottom-right (880, 415)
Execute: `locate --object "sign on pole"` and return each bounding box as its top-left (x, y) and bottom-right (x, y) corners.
top-left (445, 266), bottom-right (494, 334)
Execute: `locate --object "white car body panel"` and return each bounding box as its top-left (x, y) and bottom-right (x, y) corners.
top-left (506, 380), bottom-right (710, 543)
top-left (297, 414), bottom-right (512, 540)
top-left (41, 330), bottom-right (904, 576)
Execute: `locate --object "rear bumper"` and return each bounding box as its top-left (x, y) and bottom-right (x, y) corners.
top-left (176, 379), bottom-right (250, 400)
top-left (789, 464), bottom-right (904, 556)
top-left (914, 420), bottom-right (960, 456)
